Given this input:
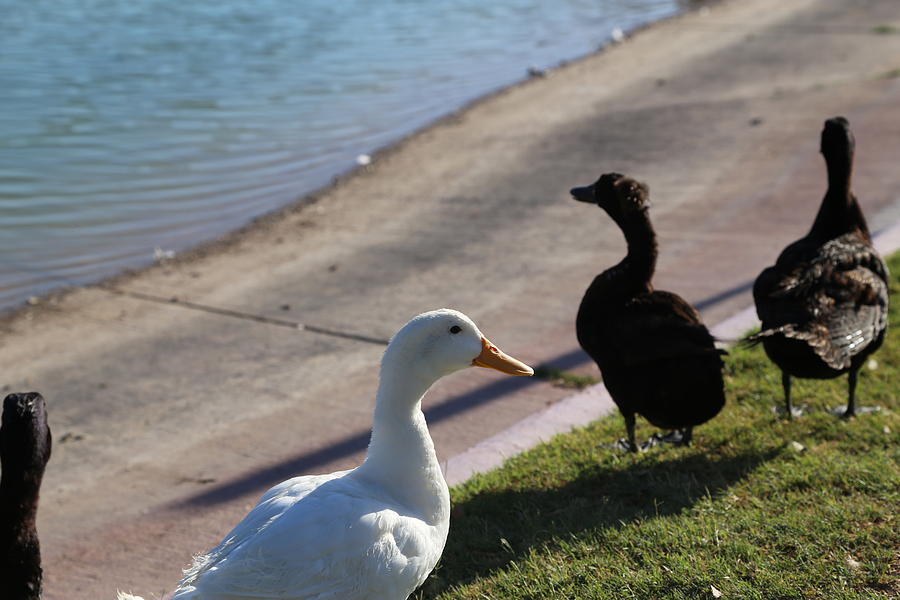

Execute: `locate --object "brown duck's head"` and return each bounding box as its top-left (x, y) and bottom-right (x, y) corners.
top-left (1, 392), bottom-right (52, 481)
top-left (570, 172), bottom-right (650, 223)
top-left (820, 116), bottom-right (855, 160)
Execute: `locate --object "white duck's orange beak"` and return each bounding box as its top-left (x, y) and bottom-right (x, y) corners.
top-left (472, 337), bottom-right (534, 376)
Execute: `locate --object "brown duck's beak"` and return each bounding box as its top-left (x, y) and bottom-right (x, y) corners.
top-left (472, 337), bottom-right (534, 376)
top-left (570, 185), bottom-right (595, 203)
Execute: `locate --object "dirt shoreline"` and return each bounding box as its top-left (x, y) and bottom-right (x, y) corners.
top-left (4, 0), bottom-right (899, 597)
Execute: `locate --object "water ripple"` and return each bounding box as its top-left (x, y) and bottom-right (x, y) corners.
top-left (0, 0), bottom-right (683, 311)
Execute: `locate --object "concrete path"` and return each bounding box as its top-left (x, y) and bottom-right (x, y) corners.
top-left (1, 0), bottom-right (898, 597)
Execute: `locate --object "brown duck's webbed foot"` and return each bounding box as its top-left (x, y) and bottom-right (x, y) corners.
top-left (663, 428), bottom-right (693, 446)
top-left (646, 428), bottom-right (693, 447)
top-left (830, 405), bottom-right (881, 418)
top-left (774, 404), bottom-right (806, 419)
top-left (609, 438), bottom-right (640, 453)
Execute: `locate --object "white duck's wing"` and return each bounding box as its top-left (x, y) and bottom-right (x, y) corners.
top-left (177, 470), bottom-right (351, 589)
top-left (173, 476), bottom-right (444, 600)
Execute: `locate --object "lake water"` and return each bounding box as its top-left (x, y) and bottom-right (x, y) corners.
top-left (0, 0), bottom-right (684, 312)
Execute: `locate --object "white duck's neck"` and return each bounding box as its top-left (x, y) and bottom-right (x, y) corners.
top-left (355, 362), bottom-right (449, 525)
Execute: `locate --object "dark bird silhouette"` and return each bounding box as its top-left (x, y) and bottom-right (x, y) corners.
top-left (749, 116), bottom-right (889, 419)
top-left (1, 392), bottom-right (52, 600)
top-left (571, 173), bottom-right (726, 452)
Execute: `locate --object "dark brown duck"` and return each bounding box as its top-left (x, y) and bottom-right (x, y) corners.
top-left (750, 116), bottom-right (889, 419)
top-left (1, 392), bottom-right (52, 600)
top-left (571, 173), bottom-right (726, 452)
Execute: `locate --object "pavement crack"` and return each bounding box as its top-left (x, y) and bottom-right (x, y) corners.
top-left (98, 285), bottom-right (390, 346)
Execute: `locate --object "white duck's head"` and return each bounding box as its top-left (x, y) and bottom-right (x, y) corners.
top-left (382, 309), bottom-right (533, 384)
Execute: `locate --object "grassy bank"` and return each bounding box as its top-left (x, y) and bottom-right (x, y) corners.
top-left (421, 253), bottom-right (900, 599)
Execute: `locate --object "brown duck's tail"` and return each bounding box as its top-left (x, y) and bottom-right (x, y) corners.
top-left (741, 330), bottom-right (769, 348)
top-left (740, 325), bottom-right (810, 348)
top-left (742, 324), bottom-right (853, 370)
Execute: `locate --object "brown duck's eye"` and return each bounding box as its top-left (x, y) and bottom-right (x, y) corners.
top-left (450, 325), bottom-right (462, 334)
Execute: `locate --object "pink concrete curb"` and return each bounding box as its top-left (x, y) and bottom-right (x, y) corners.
top-left (445, 383), bottom-right (616, 485)
top-left (874, 219), bottom-right (900, 256)
top-left (444, 216), bottom-right (900, 487)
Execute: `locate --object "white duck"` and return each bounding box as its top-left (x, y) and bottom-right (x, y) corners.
top-left (118, 309), bottom-right (532, 600)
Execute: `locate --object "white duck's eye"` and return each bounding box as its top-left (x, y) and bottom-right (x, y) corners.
top-left (449, 325), bottom-right (462, 334)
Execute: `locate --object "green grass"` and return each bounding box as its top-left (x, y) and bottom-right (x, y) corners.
top-left (533, 365), bottom-right (600, 390)
top-left (871, 24), bottom-right (899, 35)
top-left (420, 253), bottom-right (900, 600)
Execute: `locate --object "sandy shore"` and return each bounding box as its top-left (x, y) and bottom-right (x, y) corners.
top-left (3, 0), bottom-right (899, 597)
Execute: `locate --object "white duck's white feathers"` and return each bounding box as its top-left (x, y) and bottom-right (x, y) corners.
top-left (119, 309), bottom-right (507, 600)
top-left (170, 469), bottom-right (445, 599)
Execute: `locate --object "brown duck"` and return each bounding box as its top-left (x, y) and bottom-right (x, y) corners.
top-left (750, 116), bottom-right (888, 419)
top-left (1, 392), bottom-right (52, 600)
top-left (571, 173), bottom-right (726, 452)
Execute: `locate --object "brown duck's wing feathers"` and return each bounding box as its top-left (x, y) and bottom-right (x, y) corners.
top-left (771, 233), bottom-right (887, 284)
top-left (751, 234), bottom-right (889, 369)
top-left (611, 291), bottom-right (723, 367)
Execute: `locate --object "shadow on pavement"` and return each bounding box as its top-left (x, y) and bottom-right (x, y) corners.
top-left (175, 280), bottom-right (754, 508)
top-left (175, 347), bottom-right (591, 508)
top-left (693, 279), bottom-right (754, 312)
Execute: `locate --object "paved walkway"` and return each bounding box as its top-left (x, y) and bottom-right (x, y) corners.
top-left (2, 0), bottom-right (898, 597)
